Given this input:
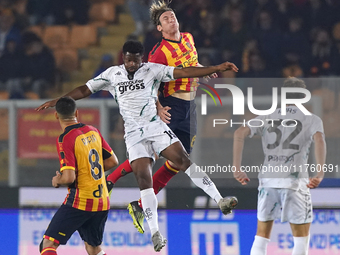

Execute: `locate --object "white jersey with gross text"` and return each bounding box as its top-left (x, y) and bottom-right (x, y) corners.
top-left (86, 63), bottom-right (175, 147)
top-left (247, 106), bottom-right (324, 190)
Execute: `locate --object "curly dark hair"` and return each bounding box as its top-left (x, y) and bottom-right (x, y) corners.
top-left (122, 40), bottom-right (144, 55)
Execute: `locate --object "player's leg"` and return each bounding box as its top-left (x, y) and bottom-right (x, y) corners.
top-left (251, 187), bottom-right (282, 255)
top-left (79, 210), bottom-right (109, 255)
top-left (106, 159), bottom-right (133, 192)
top-left (152, 96), bottom-right (196, 194)
top-left (128, 141), bottom-right (166, 251)
top-left (289, 223), bottom-right (311, 255)
top-left (41, 204), bottom-right (90, 255)
top-left (84, 243), bottom-right (106, 255)
top-left (250, 220), bottom-right (273, 255)
top-left (40, 239), bottom-right (58, 255)
top-left (282, 189), bottom-right (313, 255)
top-left (160, 140), bottom-right (237, 214)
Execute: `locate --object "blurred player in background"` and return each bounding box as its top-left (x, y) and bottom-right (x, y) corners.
top-left (232, 77), bottom-right (326, 255)
top-left (36, 40), bottom-right (238, 251)
top-left (106, 1), bottom-right (233, 234)
top-left (39, 97), bottom-right (118, 255)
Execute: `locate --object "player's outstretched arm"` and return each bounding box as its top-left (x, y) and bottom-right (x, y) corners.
top-left (173, 61), bottom-right (238, 79)
top-left (35, 85), bottom-right (92, 111)
top-left (233, 126), bottom-right (251, 185)
top-left (307, 132), bottom-right (327, 189)
top-left (197, 62), bottom-right (218, 80)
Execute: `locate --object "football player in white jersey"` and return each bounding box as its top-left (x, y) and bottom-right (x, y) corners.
top-left (232, 77), bottom-right (326, 255)
top-left (37, 40), bottom-right (239, 252)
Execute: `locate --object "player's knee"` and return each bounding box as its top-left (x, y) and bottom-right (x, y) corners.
top-left (85, 242), bottom-right (103, 255)
top-left (40, 238), bottom-right (58, 252)
top-left (135, 175), bottom-right (152, 189)
top-left (39, 239), bottom-right (43, 252)
top-left (174, 155), bottom-right (191, 171)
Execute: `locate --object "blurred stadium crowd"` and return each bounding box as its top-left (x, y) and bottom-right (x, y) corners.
top-left (0, 0), bottom-right (339, 100)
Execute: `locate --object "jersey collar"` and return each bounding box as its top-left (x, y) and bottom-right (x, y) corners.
top-left (162, 35), bottom-right (182, 44)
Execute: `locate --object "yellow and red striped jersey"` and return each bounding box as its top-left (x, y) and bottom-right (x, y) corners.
top-left (57, 123), bottom-right (113, 212)
top-left (148, 32), bottom-right (199, 97)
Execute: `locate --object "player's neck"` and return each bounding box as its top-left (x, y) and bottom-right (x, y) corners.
top-left (162, 31), bottom-right (181, 41)
top-left (61, 119), bottom-right (78, 131)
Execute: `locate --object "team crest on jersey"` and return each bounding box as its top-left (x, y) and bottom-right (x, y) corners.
top-left (115, 71), bottom-right (122, 76)
top-left (186, 42), bottom-right (192, 50)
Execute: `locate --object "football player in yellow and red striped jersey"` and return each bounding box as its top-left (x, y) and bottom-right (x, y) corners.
top-left (40, 97), bottom-right (118, 255)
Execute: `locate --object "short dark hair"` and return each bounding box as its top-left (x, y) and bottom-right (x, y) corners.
top-left (150, 0), bottom-right (174, 26)
top-left (122, 40), bottom-right (144, 55)
top-left (283, 77), bottom-right (307, 99)
top-left (56, 97), bottom-right (76, 118)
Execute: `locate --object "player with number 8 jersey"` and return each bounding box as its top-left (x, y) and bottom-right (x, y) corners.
top-left (40, 97), bottom-right (118, 255)
top-left (57, 122), bottom-right (113, 211)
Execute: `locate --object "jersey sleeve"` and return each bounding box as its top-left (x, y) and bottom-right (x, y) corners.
top-left (247, 115), bottom-right (267, 138)
top-left (86, 67), bottom-right (113, 93)
top-left (149, 63), bottom-right (175, 83)
top-left (310, 115), bottom-right (325, 138)
top-left (148, 45), bottom-right (168, 65)
top-left (56, 136), bottom-right (76, 172)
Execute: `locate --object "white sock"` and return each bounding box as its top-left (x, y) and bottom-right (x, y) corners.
top-left (140, 188), bottom-right (158, 236)
top-left (292, 235), bottom-right (310, 255)
top-left (250, 235), bottom-right (270, 255)
top-left (185, 164), bottom-right (223, 203)
top-left (96, 251), bottom-right (106, 255)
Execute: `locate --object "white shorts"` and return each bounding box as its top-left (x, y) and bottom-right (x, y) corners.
top-left (127, 127), bottom-right (180, 163)
top-left (257, 187), bottom-right (313, 224)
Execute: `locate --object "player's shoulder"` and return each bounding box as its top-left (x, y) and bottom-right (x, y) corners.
top-left (309, 113), bottom-right (323, 124)
top-left (182, 32), bottom-right (193, 38)
top-left (150, 41), bottom-right (163, 56)
top-left (181, 32), bottom-right (194, 41)
top-left (149, 44), bottom-right (167, 64)
top-left (144, 62), bottom-right (167, 75)
top-left (105, 65), bottom-right (122, 75)
top-left (145, 62), bottom-right (164, 68)
top-left (58, 123), bottom-right (85, 143)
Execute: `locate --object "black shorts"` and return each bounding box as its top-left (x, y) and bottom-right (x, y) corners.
top-left (43, 204), bottom-right (108, 246)
top-left (159, 94), bottom-right (197, 154)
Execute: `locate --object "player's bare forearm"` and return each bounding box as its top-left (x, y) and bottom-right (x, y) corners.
top-left (104, 154), bottom-right (119, 171)
top-left (307, 132), bottom-right (327, 189)
top-left (313, 132), bottom-right (326, 172)
top-left (173, 61), bottom-right (238, 79)
top-left (233, 127), bottom-right (250, 169)
top-left (35, 85), bottom-right (92, 111)
top-left (233, 126), bottom-right (251, 185)
top-left (197, 62), bottom-right (218, 79)
top-left (52, 170), bottom-right (75, 187)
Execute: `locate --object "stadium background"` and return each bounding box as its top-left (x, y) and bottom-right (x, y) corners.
top-left (0, 0), bottom-right (340, 254)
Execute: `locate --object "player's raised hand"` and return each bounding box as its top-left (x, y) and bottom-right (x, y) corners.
top-left (158, 106), bottom-right (171, 124)
top-left (217, 62), bottom-right (239, 73)
top-left (35, 98), bottom-right (59, 111)
top-left (233, 170), bottom-right (250, 185)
